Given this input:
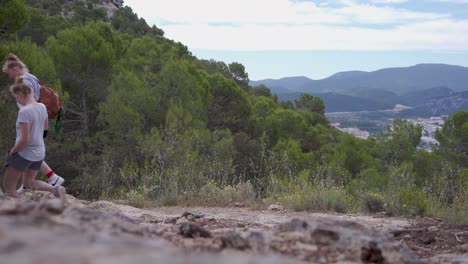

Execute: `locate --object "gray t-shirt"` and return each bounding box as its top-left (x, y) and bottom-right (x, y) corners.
top-left (21, 73), bottom-right (41, 102)
top-left (16, 103), bottom-right (48, 161)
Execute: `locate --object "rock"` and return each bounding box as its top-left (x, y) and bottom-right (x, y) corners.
top-left (247, 231), bottom-right (266, 251)
top-left (311, 228), bottom-right (340, 244)
top-left (268, 204), bottom-right (284, 211)
top-left (417, 236), bottom-right (435, 245)
top-left (460, 244), bottom-right (468, 251)
top-left (221, 232), bottom-right (250, 250)
top-left (0, 240), bottom-right (25, 254)
top-left (429, 254), bottom-right (468, 264)
top-left (164, 216), bottom-right (179, 224)
top-left (181, 211), bottom-right (204, 221)
top-left (0, 200), bottom-right (34, 215)
top-left (178, 223), bottom-right (211, 238)
top-left (176, 217), bottom-right (189, 225)
top-left (361, 241), bottom-right (385, 264)
top-left (295, 242), bottom-right (318, 252)
top-left (281, 231), bottom-right (307, 242)
top-left (43, 199), bottom-right (65, 214)
top-left (278, 219), bottom-right (309, 233)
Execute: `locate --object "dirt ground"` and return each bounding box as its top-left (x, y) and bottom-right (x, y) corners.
top-left (0, 192), bottom-right (467, 264)
top-left (143, 206), bottom-right (468, 262)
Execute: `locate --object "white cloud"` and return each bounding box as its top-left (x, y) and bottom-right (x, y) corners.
top-left (123, 0), bottom-right (468, 51)
top-left (125, 0), bottom-right (447, 25)
top-left (163, 19), bottom-right (468, 51)
top-left (370, 0), bottom-right (407, 3)
top-left (431, 0), bottom-right (468, 3)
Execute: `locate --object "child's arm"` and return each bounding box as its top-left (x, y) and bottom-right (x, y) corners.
top-left (43, 118), bottom-right (49, 138)
top-left (9, 122), bottom-right (30, 155)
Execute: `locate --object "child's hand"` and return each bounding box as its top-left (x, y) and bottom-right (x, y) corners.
top-left (5, 149), bottom-right (15, 161)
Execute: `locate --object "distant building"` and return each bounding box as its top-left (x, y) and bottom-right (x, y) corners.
top-left (409, 117), bottom-right (445, 151)
top-left (332, 124), bottom-right (370, 140)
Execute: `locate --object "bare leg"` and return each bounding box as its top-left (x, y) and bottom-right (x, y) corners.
top-left (24, 169), bottom-right (54, 193)
top-left (40, 161), bottom-right (52, 176)
top-left (3, 166), bottom-right (22, 198)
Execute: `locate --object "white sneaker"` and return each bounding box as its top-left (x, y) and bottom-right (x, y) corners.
top-left (48, 174), bottom-right (65, 187)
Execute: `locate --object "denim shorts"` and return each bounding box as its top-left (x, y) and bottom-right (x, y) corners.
top-left (4, 153), bottom-right (42, 171)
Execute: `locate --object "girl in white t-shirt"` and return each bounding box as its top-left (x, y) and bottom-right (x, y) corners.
top-left (3, 78), bottom-right (65, 198)
top-left (2, 53), bottom-right (65, 190)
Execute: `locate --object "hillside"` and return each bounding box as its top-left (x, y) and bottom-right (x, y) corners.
top-left (251, 64), bottom-right (468, 95)
top-left (279, 92), bottom-right (390, 112)
top-left (1, 3), bottom-right (467, 262)
top-left (253, 65), bottom-right (468, 114)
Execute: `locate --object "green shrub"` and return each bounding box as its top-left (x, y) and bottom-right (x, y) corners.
top-left (386, 187), bottom-right (428, 216)
top-left (274, 186), bottom-right (357, 213)
top-left (126, 190), bottom-right (145, 208)
top-left (197, 180), bottom-right (256, 207)
top-left (362, 192), bottom-right (385, 213)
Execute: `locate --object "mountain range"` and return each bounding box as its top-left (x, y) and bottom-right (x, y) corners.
top-left (250, 64), bottom-right (468, 116)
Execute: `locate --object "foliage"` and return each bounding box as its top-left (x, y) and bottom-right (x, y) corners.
top-left (197, 180), bottom-right (256, 207)
top-left (295, 93), bottom-right (325, 115)
top-left (111, 6), bottom-right (163, 37)
top-left (18, 7), bottom-right (72, 46)
top-left (436, 110), bottom-right (468, 167)
top-left (126, 190), bottom-right (145, 208)
top-left (0, 1), bottom-right (466, 222)
top-left (0, 0), bottom-right (29, 38)
top-left (265, 170), bottom-right (357, 213)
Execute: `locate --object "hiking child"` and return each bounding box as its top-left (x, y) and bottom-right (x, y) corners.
top-left (3, 77), bottom-right (65, 198)
top-left (2, 53), bottom-right (64, 189)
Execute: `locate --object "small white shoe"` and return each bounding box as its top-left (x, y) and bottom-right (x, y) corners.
top-left (48, 174), bottom-right (65, 187)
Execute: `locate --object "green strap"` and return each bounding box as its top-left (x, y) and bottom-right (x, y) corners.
top-left (54, 108), bottom-right (64, 136)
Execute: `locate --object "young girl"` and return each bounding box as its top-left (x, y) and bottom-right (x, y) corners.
top-left (2, 53), bottom-right (64, 189)
top-left (3, 77), bottom-right (65, 198)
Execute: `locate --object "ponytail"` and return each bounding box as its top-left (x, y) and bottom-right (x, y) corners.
top-left (10, 77), bottom-right (32, 96)
top-left (2, 53), bottom-right (28, 73)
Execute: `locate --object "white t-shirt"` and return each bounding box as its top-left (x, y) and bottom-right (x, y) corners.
top-left (16, 103), bottom-right (48, 161)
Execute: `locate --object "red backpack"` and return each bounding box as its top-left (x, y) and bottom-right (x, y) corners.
top-left (38, 82), bottom-right (62, 119)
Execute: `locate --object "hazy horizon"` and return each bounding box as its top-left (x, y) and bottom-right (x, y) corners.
top-left (123, 0), bottom-right (468, 80)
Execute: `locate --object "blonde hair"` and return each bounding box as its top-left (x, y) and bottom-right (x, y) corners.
top-left (2, 53), bottom-right (29, 73)
top-left (10, 77), bottom-right (32, 96)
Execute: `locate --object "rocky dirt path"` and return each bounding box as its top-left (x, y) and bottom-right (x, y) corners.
top-left (0, 192), bottom-right (467, 264)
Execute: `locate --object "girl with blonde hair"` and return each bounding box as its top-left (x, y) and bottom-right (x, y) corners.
top-left (3, 77), bottom-right (65, 198)
top-left (2, 53), bottom-right (65, 190)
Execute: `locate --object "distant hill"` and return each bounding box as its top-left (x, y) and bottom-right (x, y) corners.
top-left (250, 76), bottom-right (313, 91)
top-left (273, 86), bottom-right (466, 114)
top-left (401, 90), bottom-right (468, 117)
top-left (251, 64), bottom-right (468, 113)
top-left (399, 86), bottom-right (455, 106)
top-left (251, 64), bottom-right (468, 95)
top-left (339, 87), bottom-right (399, 107)
top-left (278, 92), bottom-right (390, 112)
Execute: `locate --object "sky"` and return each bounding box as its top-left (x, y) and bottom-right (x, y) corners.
top-left (123, 0), bottom-right (468, 80)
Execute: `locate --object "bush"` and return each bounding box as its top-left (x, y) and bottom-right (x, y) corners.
top-left (126, 190), bottom-right (145, 208)
top-left (197, 180), bottom-right (256, 207)
top-left (273, 186), bottom-right (357, 213)
top-left (386, 187), bottom-right (428, 216)
top-left (362, 192), bottom-right (385, 213)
